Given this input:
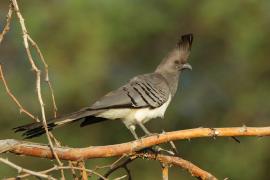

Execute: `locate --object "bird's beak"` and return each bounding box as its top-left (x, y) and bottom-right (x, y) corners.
top-left (181, 63), bottom-right (192, 70)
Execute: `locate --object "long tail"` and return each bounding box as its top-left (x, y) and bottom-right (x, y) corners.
top-left (13, 109), bottom-right (106, 139)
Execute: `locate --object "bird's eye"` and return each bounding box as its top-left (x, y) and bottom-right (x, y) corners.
top-left (174, 60), bottom-right (180, 65)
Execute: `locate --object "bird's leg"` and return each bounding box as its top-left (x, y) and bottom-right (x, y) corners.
top-left (137, 122), bottom-right (174, 155)
top-left (162, 130), bottom-right (179, 155)
top-left (138, 122), bottom-right (160, 138)
top-left (137, 122), bottom-right (152, 136)
top-left (127, 125), bottom-right (139, 140)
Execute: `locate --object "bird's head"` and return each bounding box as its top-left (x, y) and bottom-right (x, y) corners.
top-left (155, 34), bottom-right (193, 74)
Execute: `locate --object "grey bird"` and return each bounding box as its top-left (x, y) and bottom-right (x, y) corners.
top-left (14, 34), bottom-right (193, 139)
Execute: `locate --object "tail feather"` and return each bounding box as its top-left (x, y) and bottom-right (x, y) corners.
top-left (22, 123), bottom-right (57, 139)
top-left (13, 109), bottom-right (105, 139)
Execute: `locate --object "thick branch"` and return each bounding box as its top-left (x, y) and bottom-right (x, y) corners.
top-left (1, 126), bottom-right (269, 160)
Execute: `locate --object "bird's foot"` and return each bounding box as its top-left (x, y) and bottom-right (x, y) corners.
top-left (152, 145), bottom-right (175, 155)
top-left (141, 132), bottom-right (160, 138)
top-left (142, 145), bottom-right (175, 156)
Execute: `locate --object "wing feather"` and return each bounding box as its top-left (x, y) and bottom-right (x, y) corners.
top-left (89, 73), bottom-right (170, 109)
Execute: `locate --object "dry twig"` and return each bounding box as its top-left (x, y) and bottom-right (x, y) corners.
top-left (27, 36), bottom-right (58, 118)
top-left (101, 156), bottom-right (135, 180)
top-left (10, 0), bottom-right (63, 174)
top-left (6, 165), bottom-right (108, 180)
top-left (0, 65), bottom-right (37, 120)
top-left (0, 157), bottom-right (56, 180)
top-left (0, 3), bottom-right (13, 44)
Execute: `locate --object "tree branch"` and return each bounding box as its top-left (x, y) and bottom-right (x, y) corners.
top-left (1, 126), bottom-right (269, 160)
top-left (10, 1), bottom-right (64, 176)
top-left (135, 152), bottom-right (216, 180)
top-left (4, 126), bottom-right (268, 179)
top-left (0, 3), bottom-right (13, 44)
top-left (0, 65), bottom-right (37, 121)
top-left (101, 156), bottom-right (135, 179)
top-left (161, 163), bottom-right (169, 180)
top-left (0, 157), bottom-right (56, 179)
top-left (6, 165), bottom-right (108, 180)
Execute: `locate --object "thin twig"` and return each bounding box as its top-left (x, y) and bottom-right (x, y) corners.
top-left (0, 3), bottom-right (13, 44)
top-left (69, 161), bottom-right (79, 179)
top-left (0, 65), bottom-right (37, 121)
top-left (0, 157), bottom-right (56, 180)
top-left (10, 0), bottom-right (64, 178)
top-left (109, 155), bottom-right (127, 169)
top-left (1, 64), bottom-right (61, 150)
top-left (60, 166), bottom-right (108, 180)
top-left (124, 165), bottom-right (132, 180)
top-left (7, 165), bottom-right (108, 180)
top-left (78, 161), bottom-right (88, 180)
top-left (28, 36), bottom-right (58, 118)
top-left (6, 165), bottom-right (61, 179)
top-left (101, 157), bottom-right (136, 180)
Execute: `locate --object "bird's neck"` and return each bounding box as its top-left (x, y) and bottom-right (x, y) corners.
top-left (158, 71), bottom-right (180, 97)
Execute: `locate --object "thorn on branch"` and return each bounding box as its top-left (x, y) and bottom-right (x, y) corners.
top-left (240, 125), bottom-right (247, 133)
top-left (209, 128), bottom-right (219, 139)
top-left (9, 0), bottom-right (63, 177)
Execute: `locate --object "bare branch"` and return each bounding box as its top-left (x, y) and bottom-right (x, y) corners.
top-left (0, 157), bottom-right (56, 180)
top-left (0, 126), bottom-right (268, 179)
top-left (10, 0), bottom-right (63, 173)
top-left (101, 156), bottom-right (135, 179)
top-left (69, 161), bottom-right (79, 179)
top-left (27, 36), bottom-right (58, 118)
top-left (0, 65), bottom-right (37, 121)
top-left (0, 3), bottom-right (13, 44)
top-left (7, 165), bottom-right (108, 180)
top-left (135, 152), bottom-right (216, 180)
top-left (1, 126), bottom-right (268, 160)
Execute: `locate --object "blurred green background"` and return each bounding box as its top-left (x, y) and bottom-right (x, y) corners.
top-left (1, 0), bottom-right (270, 179)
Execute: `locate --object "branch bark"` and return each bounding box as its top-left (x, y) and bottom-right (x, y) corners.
top-left (1, 126), bottom-right (269, 160)
top-left (136, 152), bottom-right (216, 180)
top-left (1, 126), bottom-right (269, 179)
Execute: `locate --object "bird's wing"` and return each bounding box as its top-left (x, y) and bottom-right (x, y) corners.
top-left (89, 73), bottom-right (170, 109)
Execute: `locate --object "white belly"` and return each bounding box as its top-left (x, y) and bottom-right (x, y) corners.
top-left (97, 95), bottom-right (172, 126)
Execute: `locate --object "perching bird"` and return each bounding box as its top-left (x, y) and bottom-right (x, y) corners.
top-left (14, 33), bottom-right (193, 139)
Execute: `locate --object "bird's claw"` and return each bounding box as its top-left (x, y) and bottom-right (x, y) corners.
top-left (141, 133), bottom-right (160, 138)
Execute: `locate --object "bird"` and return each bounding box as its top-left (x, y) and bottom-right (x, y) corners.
top-left (14, 33), bottom-right (193, 139)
